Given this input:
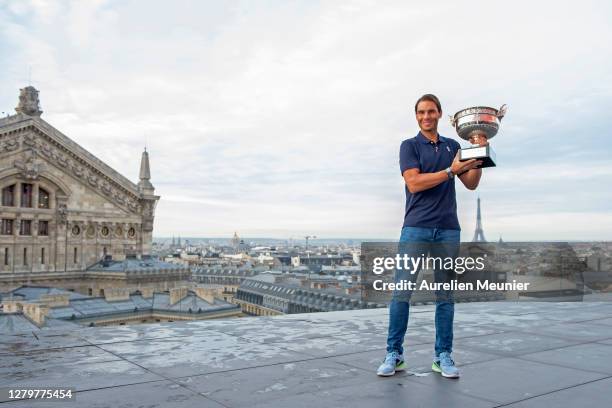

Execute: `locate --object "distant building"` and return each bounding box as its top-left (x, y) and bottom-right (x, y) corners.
top-left (235, 274), bottom-right (384, 316)
top-left (279, 253), bottom-right (353, 267)
top-left (192, 266), bottom-right (259, 303)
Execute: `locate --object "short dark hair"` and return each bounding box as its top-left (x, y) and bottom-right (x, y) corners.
top-left (414, 94), bottom-right (442, 113)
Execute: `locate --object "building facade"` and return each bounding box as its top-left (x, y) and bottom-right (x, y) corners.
top-left (235, 274), bottom-right (384, 316)
top-left (0, 86), bottom-right (187, 294)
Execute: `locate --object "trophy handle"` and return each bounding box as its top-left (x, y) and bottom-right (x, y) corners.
top-left (497, 104), bottom-right (508, 121)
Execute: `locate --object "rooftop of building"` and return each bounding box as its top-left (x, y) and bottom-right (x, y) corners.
top-left (240, 273), bottom-right (368, 306)
top-left (2, 286), bottom-right (89, 302)
top-left (1, 298), bottom-right (611, 407)
top-left (193, 266), bottom-right (259, 275)
top-left (0, 285), bottom-right (238, 328)
top-left (87, 257), bottom-right (190, 273)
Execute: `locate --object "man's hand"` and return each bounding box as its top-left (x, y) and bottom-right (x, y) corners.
top-left (456, 134), bottom-right (489, 189)
top-left (451, 152), bottom-right (482, 175)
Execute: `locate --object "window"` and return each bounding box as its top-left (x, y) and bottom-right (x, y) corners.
top-left (4, 248), bottom-right (8, 266)
top-left (21, 183), bottom-right (33, 208)
top-left (2, 185), bottom-right (15, 206)
top-left (41, 247), bottom-right (45, 265)
top-left (20, 220), bottom-right (32, 236)
top-left (38, 188), bottom-right (50, 209)
top-left (38, 220), bottom-right (49, 236)
top-left (1, 219), bottom-right (13, 235)
top-left (23, 248), bottom-right (27, 265)
top-left (74, 247), bottom-right (78, 264)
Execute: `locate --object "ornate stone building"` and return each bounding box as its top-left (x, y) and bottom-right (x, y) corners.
top-left (0, 87), bottom-right (189, 294)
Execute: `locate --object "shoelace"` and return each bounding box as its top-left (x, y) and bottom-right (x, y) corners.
top-left (439, 353), bottom-right (454, 367)
top-left (385, 351), bottom-right (400, 364)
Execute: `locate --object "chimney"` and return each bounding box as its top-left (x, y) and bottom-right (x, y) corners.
top-left (1, 300), bottom-right (23, 313)
top-left (104, 288), bottom-right (131, 302)
top-left (140, 287), bottom-right (155, 299)
top-left (40, 294), bottom-right (70, 307)
top-left (194, 287), bottom-right (219, 303)
top-left (169, 287), bottom-right (188, 305)
top-left (23, 303), bottom-right (49, 326)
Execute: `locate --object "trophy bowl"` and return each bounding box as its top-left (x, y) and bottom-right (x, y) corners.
top-left (450, 104), bottom-right (507, 168)
top-left (450, 105), bottom-right (507, 141)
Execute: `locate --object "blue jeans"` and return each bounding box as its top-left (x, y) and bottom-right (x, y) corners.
top-left (386, 226), bottom-right (460, 356)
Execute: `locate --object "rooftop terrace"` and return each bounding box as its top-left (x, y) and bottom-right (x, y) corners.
top-left (1, 300), bottom-right (612, 407)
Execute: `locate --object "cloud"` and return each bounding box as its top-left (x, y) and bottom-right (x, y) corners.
top-left (1, 0), bottom-right (611, 239)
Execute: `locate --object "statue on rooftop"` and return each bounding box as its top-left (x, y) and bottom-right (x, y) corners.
top-left (15, 86), bottom-right (43, 116)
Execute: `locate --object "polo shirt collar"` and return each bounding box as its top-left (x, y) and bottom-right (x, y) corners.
top-left (417, 131), bottom-right (447, 144)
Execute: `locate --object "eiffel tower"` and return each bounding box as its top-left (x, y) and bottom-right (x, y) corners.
top-left (472, 196), bottom-right (487, 242)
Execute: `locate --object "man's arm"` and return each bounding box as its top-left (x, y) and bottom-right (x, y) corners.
top-left (458, 168), bottom-right (482, 190)
top-left (402, 168), bottom-right (448, 194)
top-left (403, 154), bottom-right (481, 194)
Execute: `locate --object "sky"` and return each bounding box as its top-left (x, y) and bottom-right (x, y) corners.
top-left (1, 0), bottom-right (611, 241)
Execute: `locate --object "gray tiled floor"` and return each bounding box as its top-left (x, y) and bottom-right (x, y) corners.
top-left (404, 357), bottom-right (605, 405)
top-left (2, 301), bottom-right (611, 407)
top-left (501, 377), bottom-right (612, 408)
top-left (248, 377), bottom-right (498, 408)
top-left (176, 358), bottom-right (374, 407)
top-left (518, 342), bottom-right (612, 375)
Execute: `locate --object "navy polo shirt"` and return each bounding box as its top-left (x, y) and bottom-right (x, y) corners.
top-left (399, 132), bottom-right (461, 230)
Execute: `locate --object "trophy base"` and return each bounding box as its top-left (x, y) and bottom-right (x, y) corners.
top-left (459, 145), bottom-right (496, 168)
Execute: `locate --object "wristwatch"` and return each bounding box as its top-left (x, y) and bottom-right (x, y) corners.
top-left (445, 167), bottom-right (454, 179)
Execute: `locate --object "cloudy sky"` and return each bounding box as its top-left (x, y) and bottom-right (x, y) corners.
top-left (1, 0), bottom-right (611, 241)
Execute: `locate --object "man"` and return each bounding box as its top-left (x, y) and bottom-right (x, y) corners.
top-left (376, 94), bottom-right (487, 378)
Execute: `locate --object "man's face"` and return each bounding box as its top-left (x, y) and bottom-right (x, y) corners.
top-left (415, 100), bottom-right (441, 132)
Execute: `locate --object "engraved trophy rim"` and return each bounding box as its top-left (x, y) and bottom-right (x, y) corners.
top-left (450, 104), bottom-right (507, 141)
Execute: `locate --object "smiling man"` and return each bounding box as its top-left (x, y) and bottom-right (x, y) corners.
top-left (376, 94), bottom-right (488, 378)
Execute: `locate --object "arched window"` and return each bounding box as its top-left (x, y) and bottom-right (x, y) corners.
top-left (2, 185), bottom-right (15, 206)
top-left (38, 188), bottom-right (50, 209)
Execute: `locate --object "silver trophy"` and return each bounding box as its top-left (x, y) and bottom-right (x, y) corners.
top-left (450, 105), bottom-right (507, 168)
